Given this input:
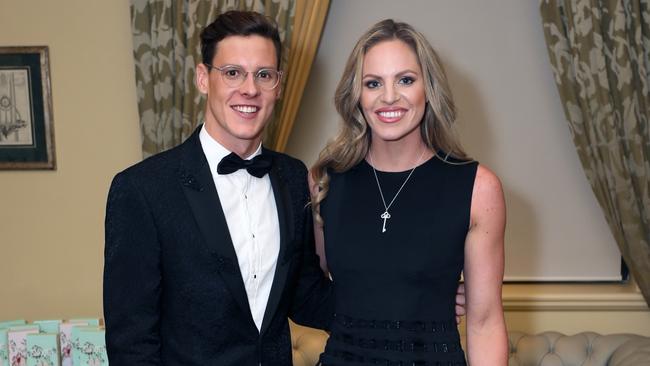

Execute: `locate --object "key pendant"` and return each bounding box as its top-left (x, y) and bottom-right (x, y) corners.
top-left (380, 211), bottom-right (391, 233)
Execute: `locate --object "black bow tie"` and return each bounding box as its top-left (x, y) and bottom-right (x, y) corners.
top-left (217, 152), bottom-right (273, 178)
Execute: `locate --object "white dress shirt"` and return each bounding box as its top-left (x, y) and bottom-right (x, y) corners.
top-left (199, 126), bottom-right (280, 332)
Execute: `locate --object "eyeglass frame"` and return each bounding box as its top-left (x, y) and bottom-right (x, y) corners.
top-left (204, 63), bottom-right (283, 91)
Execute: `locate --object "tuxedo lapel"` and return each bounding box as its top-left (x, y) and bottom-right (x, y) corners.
top-left (260, 153), bottom-right (295, 334)
top-left (178, 130), bottom-right (254, 325)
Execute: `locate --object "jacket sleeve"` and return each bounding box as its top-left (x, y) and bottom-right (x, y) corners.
top-left (103, 172), bottom-right (162, 365)
top-left (288, 205), bottom-right (335, 331)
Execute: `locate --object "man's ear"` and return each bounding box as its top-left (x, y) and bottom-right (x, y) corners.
top-left (274, 78), bottom-right (282, 100)
top-left (195, 63), bottom-right (210, 94)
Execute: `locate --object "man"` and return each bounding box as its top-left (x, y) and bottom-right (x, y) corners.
top-left (103, 11), bottom-right (332, 365)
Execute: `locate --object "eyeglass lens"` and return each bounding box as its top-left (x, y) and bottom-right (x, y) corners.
top-left (216, 65), bottom-right (280, 89)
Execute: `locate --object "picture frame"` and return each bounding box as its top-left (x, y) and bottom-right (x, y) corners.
top-left (0, 46), bottom-right (55, 169)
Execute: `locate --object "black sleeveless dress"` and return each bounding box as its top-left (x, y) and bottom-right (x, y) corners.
top-left (319, 156), bottom-right (478, 366)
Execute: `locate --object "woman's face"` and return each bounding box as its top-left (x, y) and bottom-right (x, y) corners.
top-left (360, 39), bottom-right (426, 146)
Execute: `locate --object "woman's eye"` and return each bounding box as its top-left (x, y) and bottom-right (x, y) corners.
top-left (364, 80), bottom-right (381, 89)
top-left (398, 76), bottom-right (415, 85)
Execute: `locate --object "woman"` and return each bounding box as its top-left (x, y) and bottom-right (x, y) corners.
top-left (310, 19), bottom-right (507, 365)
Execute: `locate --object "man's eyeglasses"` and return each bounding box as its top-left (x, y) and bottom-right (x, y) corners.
top-left (205, 64), bottom-right (282, 91)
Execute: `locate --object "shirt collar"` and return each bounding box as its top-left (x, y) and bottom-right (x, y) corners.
top-left (199, 124), bottom-right (263, 172)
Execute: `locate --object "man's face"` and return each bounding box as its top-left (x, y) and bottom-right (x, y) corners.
top-left (196, 35), bottom-right (280, 152)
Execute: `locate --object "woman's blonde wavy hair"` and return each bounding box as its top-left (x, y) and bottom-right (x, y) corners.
top-left (310, 19), bottom-right (469, 223)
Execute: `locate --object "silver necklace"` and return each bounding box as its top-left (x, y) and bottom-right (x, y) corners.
top-left (368, 149), bottom-right (426, 233)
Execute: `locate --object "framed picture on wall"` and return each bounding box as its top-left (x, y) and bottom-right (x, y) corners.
top-left (0, 46), bottom-right (55, 169)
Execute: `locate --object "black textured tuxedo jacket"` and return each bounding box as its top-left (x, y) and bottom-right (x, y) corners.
top-left (103, 127), bottom-right (333, 365)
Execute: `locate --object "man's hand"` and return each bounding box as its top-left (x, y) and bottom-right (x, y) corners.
top-left (455, 283), bottom-right (466, 324)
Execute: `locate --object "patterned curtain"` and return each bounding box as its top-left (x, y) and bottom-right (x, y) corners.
top-left (540, 0), bottom-right (650, 305)
top-left (267, 0), bottom-right (330, 151)
top-left (130, 0), bottom-right (328, 157)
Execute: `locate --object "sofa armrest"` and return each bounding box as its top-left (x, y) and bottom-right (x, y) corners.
top-left (609, 335), bottom-right (650, 366)
top-left (508, 331), bottom-right (650, 366)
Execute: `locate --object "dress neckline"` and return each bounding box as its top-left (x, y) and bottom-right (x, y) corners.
top-left (361, 154), bottom-right (436, 174)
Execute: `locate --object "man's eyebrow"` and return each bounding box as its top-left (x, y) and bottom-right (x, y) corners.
top-left (218, 64), bottom-right (279, 70)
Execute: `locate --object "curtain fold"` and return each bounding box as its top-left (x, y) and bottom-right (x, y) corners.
top-left (131, 0), bottom-right (324, 158)
top-left (266, 0), bottom-right (330, 151)
top-left (540, 0), bottom-right (650, 305)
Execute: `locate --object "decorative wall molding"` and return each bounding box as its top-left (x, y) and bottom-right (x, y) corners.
top-left (503, 287), bottom-right (647, 311)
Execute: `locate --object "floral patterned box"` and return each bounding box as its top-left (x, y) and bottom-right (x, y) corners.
top-left (58, 322), bottom-right (88, 366)
top-left (71, 327), bottom-right (107, 366)
top-left (0, 321), bottom-right (26, 329)
top-left (7, 325), bottom-right (39, 366)
top-left (26, 333), bottom-right (59, 366)
top-left (1, 323), bottom-right (30, 366)
top-left (1, 328), bottom-right (10, 366)
top-left (31, 321), bottom-right (61, 335)
top-left (67, 319), bottom-right (100, 327)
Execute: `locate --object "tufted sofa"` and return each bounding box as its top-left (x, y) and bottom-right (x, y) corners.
top-left (291, 321), bottom-right (329, 366)
top-left (289, 321), bottom-right (650, 366)
top-left (508, 331), bottom-right (650, 366)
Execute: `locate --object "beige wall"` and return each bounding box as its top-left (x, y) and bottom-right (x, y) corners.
top-left (0, 0), bottom-right (141, 320)
top-left (0, 0), bottom-right (647, 336)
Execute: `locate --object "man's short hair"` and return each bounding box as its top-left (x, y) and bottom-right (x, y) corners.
top-left (200, 10), bottom-right (282, 68)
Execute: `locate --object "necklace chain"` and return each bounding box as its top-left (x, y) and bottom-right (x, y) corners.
top-left (369, 148), bottom-right (426, 233)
